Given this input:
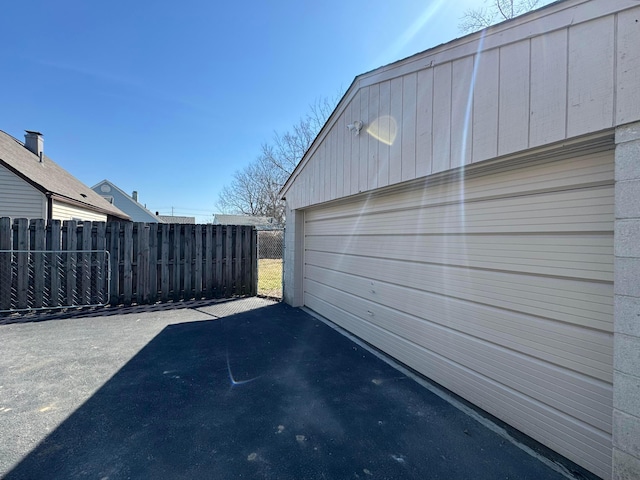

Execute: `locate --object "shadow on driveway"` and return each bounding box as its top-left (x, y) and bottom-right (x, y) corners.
top-left (4, 302), bottom-right (570, 479)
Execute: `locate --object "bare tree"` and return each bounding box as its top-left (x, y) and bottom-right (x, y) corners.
top-left (216, 155), bottom-right (287, 223)
top-left (262, 96), bottom-right (337, 177)
top-left (217, 94), bottom-right (339, 224)
top-left (459, 0), bottom-right (544, 33)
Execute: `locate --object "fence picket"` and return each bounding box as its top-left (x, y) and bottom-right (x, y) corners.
top-left (173, 224), bottom-right (181, 301)
top-left (149, 223), bottom-right (158, 303)
top-left (31, 219), bottom-right (46, 308)
top-left (95, 222), bottom-right (107, 305)
top-left (160, 223), bottom-right (170, 301)
top-left (48, 220), bottom-right (62, 307)
top-left (184, 225), bottom-right (192, 299)
top-left (205, 225), bottom-right (213, 296)
top-left (80, 222), bottom-right (92, 306)
top-left (62, 221), bottom-right (77, 306)
top-left (0, 218), bottom-right (11, 311)
top-left (215, 225), bottom-right (223, 298)
top-left (194, 225), bottom-right (202, 299)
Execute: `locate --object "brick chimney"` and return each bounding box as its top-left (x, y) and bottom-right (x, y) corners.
top-left (24, 131), bottom-right (44, 162)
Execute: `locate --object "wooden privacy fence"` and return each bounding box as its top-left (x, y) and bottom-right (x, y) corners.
top-left (0, 218), bottom-right (257, 310)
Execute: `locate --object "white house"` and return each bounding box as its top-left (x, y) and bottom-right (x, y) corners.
top-left (280, 1), bottom-right (640, 478)
top-left (92, 179), bottom-right (162, 223)
top-left (0, 130), bottom-right (129, 222)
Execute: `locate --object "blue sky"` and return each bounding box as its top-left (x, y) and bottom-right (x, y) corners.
top-left (2, 0), bottom-right (530, 222)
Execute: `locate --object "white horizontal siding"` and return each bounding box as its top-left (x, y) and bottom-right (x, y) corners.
top-left (51, 201), bottom-right (107, 222)
top-left (0, 164), bottom-right (46, 219)
top-left (303, 152), bottom-right (615, 479)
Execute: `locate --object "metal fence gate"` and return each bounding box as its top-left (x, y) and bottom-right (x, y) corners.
top-left (257, 229), bottom-right (283, 299)
top-left (0, 250), bottom-right (110, 313)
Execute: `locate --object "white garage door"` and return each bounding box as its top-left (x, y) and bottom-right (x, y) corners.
top-left (304, 151), bottom-right (614, 479)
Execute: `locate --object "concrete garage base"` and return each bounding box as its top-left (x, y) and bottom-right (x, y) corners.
top-left (1, 299), bottom-right (590, 479)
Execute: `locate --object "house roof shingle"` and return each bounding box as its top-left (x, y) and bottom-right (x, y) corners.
top-left (0, 130), bottom-right (129, 220)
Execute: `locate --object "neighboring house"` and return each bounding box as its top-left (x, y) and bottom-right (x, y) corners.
top-left (280, 1), bottom-right (640, 479)
top-left (92, 180), bottom-right (163, 223)
top-left (213, 214), bottom-right (281, 230)
top-left (157, 215), bottom-right (195, 224)
top-left (0, 130), bottom-right (129, 222)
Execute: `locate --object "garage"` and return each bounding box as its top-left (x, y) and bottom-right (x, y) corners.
top-left (303, 150), bottom-right (614, 478)
top-left (280, 1), bottom-right (640, 478)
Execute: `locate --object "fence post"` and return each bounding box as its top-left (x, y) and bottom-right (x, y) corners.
top-left (14, 218), bottom-right (29, 309)
top-left (108, 222), bottom-right (121, 305)
top-left (123, 222), bottom-right (133, 305)
top-left (95, 222), bottom-right (107, 305)
top-left (48, 220), bottom-right (62, 307)
top-left (0, 217), bottom-right (12, 310)
top-left (184, 225), bottom-right (192, 299)
top-left (225, 226), bottom-right (233, 296)
top-left (62, 220), bottom-right (77, 306)
top-left (79, 222), bottom-right (92, 306)
top-left (149, 223), bottom-right (158, 303)
top-left (215, 225), bottom-right (223, 298)
top-left (252, 228), bottom-right (258, 296)
top-left (135, 223), bottom-right (149, 304)
top-left (160, 223), bottom-right (170, 302)
top-left (205, 225), bottom-right (213, 298)
top-left (173, 224), bottom-right (182, 301)
top-left (30, 219), bottom-right (46, 308)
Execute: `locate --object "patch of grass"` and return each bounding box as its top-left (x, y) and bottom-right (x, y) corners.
top-left (258, 258), bottom-right (282, 298)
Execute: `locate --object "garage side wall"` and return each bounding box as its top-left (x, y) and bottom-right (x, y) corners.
top-left (613, 122), bottom-right (640, 479)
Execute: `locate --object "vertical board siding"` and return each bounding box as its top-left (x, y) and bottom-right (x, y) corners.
top-left (401, 72), bottom-right (417, 181)
top-left (359, 87), bottom-right (370, 193)
top-left (349, 96), bottom-right (360, 195)
top-left (432, 63), bottom-right (452, 173)
top-left (530, 29), bottom-right (568, 147)
top-left (368, 84), bottom-right (380, 191)
top-left (377, 80), bottom-right (391, 188)
top-left (615, 6), bottom-right (640, 125)
top-left (450, 57), bottom-right (474, 168)
top-left (0, 220), bottom-right (257, 310)
top-left (336, 108), bottom-right (345, 199)
top-left (567, 16), bottom-right (615, 137)
top-left (389, 77), bottom-right (403, 184)
top-left (329, 125), bottom-right (338, 201)
top-left (416, 67), bottom-right (434, 177)
top-left (342, 102), bottom-right (352, 195)
top-left (472, 48), bottom-right (500, 163)
top-left (498, 40), bottom-right (531, 156)
top-left (283, 7), bottom-right (638, 212)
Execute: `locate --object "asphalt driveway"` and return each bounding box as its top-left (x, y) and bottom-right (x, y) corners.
top-left (1, 298), bottom-right (580, 479)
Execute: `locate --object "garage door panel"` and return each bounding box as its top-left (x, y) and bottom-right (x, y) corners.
top-left (305, 188), bottom-right (614, 237)
top-left (306, 264), bottom-right (613, 374)
top-left (307, 235), bottom-right (613, 281)
top-left (306, 151), bottom-right (613, 221)
top-left (307, 278), bottom-right (613, 426)
top-left (303, 152), bottom-right (614, 478)
top-left (304, 293), bottom-right (612, 480)
top-left (306, 251), bottom-right (614, 327)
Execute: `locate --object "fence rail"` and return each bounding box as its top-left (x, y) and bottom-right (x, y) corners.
top-left (0, 218), bottom-right (257, 311)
